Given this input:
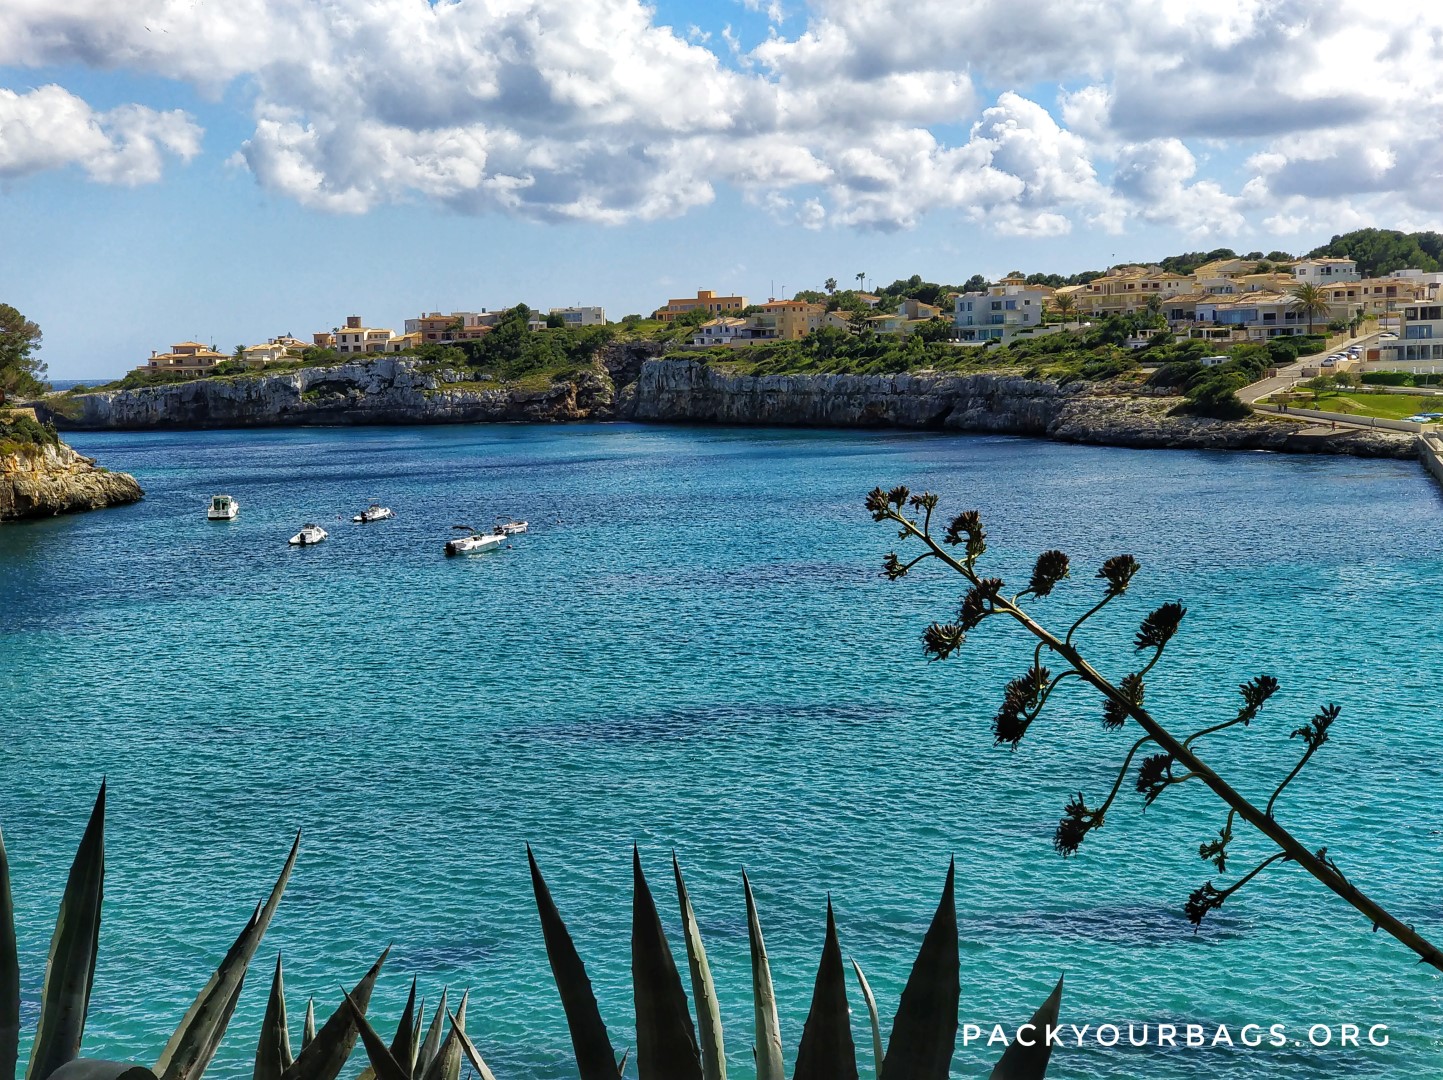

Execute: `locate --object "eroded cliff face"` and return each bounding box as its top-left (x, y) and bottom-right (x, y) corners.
top-left (47, 355), bottom-right (1418, 460)
top-left (0, 440), bottom-right (144, 522)
top-left (54, 358), bottom-right (618, 429)
top-left (618, 360), bottom-right (1417, 458)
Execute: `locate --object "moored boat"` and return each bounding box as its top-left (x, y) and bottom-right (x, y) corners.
top-left (496, 516), bottom-right (528, 535)
top-left (445, 524), bottom-right (506, 556)
top-left (353, 503), bottom-right (395, 523)
top-left (288, 523), bottom-right (328, 546)
top-left (207, 494), bottom-right (239, 520)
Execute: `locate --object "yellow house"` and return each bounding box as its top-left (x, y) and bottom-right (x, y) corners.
top-left (135, 341), bottom-right (228, 375)
top-left (333, 315), bottom-right (402, 354)
top-left (756, 300), bottom-right (826, 339)
top-left (1077, 269), bottom-right (1189, 316)
top-left (653, 289), bottom-right (748, 322)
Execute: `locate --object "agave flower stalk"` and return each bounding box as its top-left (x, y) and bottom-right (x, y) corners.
top-left (868, 485), bottom-right (1443, 971)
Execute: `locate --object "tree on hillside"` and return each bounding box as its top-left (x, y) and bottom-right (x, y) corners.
top-left (0, 304), bottom-right (46, 404)
top-left (1288, 283), bottom-right (1331, 335)
top-left (824, 277), bottom-right (837, 294)
top-left (1308, 228), bottom-right (1442, 276)
top-left (1048, 292), bottom-right (1078, 325)
top-left (856, 271), bottom-right (866, 291)
top-left (961, 274), bottom-right (989, 293)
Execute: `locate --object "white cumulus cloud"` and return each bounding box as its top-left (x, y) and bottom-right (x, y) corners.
top-left (0, 84), bottom-right (200, 184)
top-left (0, 0), bottom-right (1440, 234)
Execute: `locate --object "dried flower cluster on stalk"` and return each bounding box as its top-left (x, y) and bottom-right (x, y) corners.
top-left (868, 485), bottom-right (1443, 971)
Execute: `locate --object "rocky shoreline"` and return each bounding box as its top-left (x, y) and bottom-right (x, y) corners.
top-left (0, 437), bottom-right (144, 522)
top-left (40, 353), bottom-right (1417, 460)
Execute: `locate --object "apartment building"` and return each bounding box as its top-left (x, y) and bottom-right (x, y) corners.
top-left (134, 341), bottom-right (228, 374)
top-left (954, 283), bottom-right (1050, 342)
top-left (653, 289), bottom-right (747, 322)
top-left (549, 306), bottom-right (606, 327)
top-left (1376, 302), bottom-right (1443, 368)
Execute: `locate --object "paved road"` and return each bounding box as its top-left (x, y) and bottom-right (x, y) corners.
top-left (1240, 331), bottom-right (1384, 404)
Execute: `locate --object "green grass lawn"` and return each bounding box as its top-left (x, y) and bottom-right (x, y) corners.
top-left (1309, 391), bottom-right (1443, 422)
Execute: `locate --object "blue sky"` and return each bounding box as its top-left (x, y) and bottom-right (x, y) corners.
top-left (2, 1), bottom-right (1439, 379)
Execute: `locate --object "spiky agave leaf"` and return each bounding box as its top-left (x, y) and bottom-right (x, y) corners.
top-left (527, 846), bottom-right (619, 1080)
top-left (389, 980), bottom-right (419, 1077)
top-left (413, 991), bottom-right (447, 1080)
top-left (1, 828), bottom-right (19, 1080)
top-left (27, 783), bottom-right (106, 1080)
top-left (849, 960), bottom-right (883, 1080)
top-left (672, 855), bottom-right (725, 1080)
top-left (989, 977), bottom-right (1063, 1080)
top-left (742, 873), bottom-right (783, 1080)
top-left (253, 955), bottom-right (293, 1080)
top-left (791, 899), bottom-right (857, 1080)
top-left (631, 848), bottom-right (701, 1080)
top-left (436, 992), bottom-right (465, 1080)
top-left (444, 1009), bottom-right (497, 1080)
top-left (157, 833), bottom-right (301, 1080)
top-left (279, 949), bottom-right (389, 1080)
top-left (880, 860), bottom-right (959, 1080)
top-left (45, 1063), bottom-right (157, 1080)
top-left (414, 1027), bottom-right (452, 1080)
top-left (340, 988), bottom-right (406, 1080)
top-left (300, 1004), bottom-right (315, 1053)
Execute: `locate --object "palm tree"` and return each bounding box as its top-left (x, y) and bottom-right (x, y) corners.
top-left (1049, 291), bottom-right (1077, 326)
top-left (1288, 283), bottom-right (1330, 335)
top-left (856, 271), bottom-right (866, 292)
top-left (824, 277), bottom-right (837, 294)
top-left (232, 344), bottom-right (246, 361)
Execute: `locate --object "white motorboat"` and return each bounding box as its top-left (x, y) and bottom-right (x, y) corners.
top-left (207, 494), bottom-right (239, 520)
top-left (495, 516), bottom-right (528, 535)
top-left (353, 503), bottom-right (395, 523)
top-left (288, 523), bottom-right (328, 546)
top-left (445, 524), bottom-right (506, 556)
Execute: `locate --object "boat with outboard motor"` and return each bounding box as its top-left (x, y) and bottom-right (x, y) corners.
top-left (445, 524), bottom-right (505, 556)
top-left (288, 523), bottom-right (328, 546)
top-left (353, 503), bottom-right (395, 523)
top-left (207, 494), bottom-right (239, 520)
top-left (495, 516), bottom-right (528, 535)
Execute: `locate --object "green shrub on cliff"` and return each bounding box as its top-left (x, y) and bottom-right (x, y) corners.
top-left (457, 306), bottom-right (613, 382)
top-left (0, 412), bottom-right (60, 453)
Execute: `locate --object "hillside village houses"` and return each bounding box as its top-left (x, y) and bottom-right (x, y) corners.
top-left (139, 341), bottom-right (229, 374)
top-left (129, 257), bottom-right (1443, 378)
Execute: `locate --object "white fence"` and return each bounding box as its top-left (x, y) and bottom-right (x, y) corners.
top-left (1252, 402), bottom-right (1430, 434)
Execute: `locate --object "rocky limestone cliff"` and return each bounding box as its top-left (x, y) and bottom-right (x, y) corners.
top-left (45, 355), bottom-right (1417, 460)
top-left (0, 439), bottom-right (144, 522)
top-left (52, 357), bottom-right (618, 429)
top-left (619, 360), bottom-right (1417, 458)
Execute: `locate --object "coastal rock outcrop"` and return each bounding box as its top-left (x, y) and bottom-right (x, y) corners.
top-left (46, 355), bottom-right (1419, 461)
top-left (0, 438), bottom-right (144, 521)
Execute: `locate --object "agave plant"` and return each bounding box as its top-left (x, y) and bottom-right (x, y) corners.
top-left (526, 847), bottom-right (1063, 1080)
top-left (344, 977), bottom-right (497, 1080)
top-left (0, 784), bottom-right (300, 1080)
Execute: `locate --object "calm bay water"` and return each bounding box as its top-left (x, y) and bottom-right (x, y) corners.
top-left (3, 423), bottom-right (1443, 1078)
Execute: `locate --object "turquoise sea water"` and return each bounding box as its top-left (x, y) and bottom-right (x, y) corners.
top-left (2, 423), bottom-right (1443, 1079)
